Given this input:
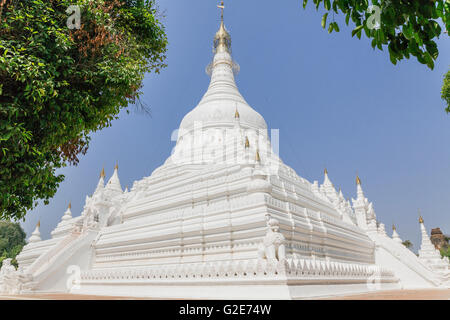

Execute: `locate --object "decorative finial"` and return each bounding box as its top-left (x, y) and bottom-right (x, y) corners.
top-left (114, 162), bottom-right (118, 170)
top-left (256, 149), bottom-right (261, 162)
top-left (214, 1), bottom-right (231, 53)
top-left (36, 220), bottom-right (40, 228)
top-left (418, 208), bottom-right (424, 224)
top-left (324, 168), bottom-right (328, 175)
top-left (100, 167), bottom-right (105, 178)
top-left (235, 108), bottom-right (240, 119)
top-left (245, 136), bottom-right (250, 149)
top-left (218, 1), bottom-right (225, 21)
top-left (68, 201), bottom-right (71, 209)
top-left (392, 224), bottom-right (396, 231)
top-left (356, 175), bottom-right (361, 185)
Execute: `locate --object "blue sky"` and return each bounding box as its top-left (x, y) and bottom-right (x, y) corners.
top-left (22, 0), bottom-right (450, 252)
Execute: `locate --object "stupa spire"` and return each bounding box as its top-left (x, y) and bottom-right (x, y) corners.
top-left (418, 213), bottom-right (439, 258)
top-left (323, 168), bottom-right (332, 186)
top-left (235, 108), bottom-right (240, 119)
top-left (392, 224), bottom-right (402, 244)
top-left (356, 174), bottom-right (365, 199)
top-left (214, 1), bottom-right (231, 54)
top-left (94, 167), bottom-right (105, 194)
top-left (178, 1), bottom-right (267, 136)
top-left (218, 1), bottom-right (224, 21)
top-left (106, 163), bottom-right (122, 193)
top-left (255, 149), bottom-right (261, 162)
top-left (29, 221), bottom-right (42, 243)
top-left (62, 201), bottom-right (72, 221)
top-left (321, 168), bottom-right (338, 201)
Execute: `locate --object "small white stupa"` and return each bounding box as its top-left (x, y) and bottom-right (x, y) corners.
top-left (28, 221), bottom-right (41, 243)
top-left (61, 202), bottom-right (72, 222)
top-left (392, 225), bottom-right (403, 244)
top-left (418, 215), bottom-right (450, 275)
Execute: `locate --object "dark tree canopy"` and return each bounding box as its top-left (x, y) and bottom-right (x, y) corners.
top-left (0, 0), bottom-right (168, 220)
top-left (0, 220), bottom-right (27, 268)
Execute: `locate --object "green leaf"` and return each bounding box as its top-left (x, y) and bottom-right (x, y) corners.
top-left (352, 25), bottom-right (364, 37)
top-left (322, 13), bottom-right (328, 29)
top-left (328, 23), bottom-right (334, 33)
top-left (345, 12), bottom-right (350, 25)
top-left (371, 38), bottom-right (376, 49)
top-left (424, 52), bottom-right (434, 69)
top-left (315, 0), bottom-right (321, 10)
top-left (333, 22), bottom-right (340, 32)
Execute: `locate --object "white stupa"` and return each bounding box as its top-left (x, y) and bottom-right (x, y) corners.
top-left (392, 225), bottom-right (403, 244)
top-left (418, 216), bottom-right (450, 278)
top-left (28, 222), bottom-right (41, 243)
top-left (2, 4), bottom-right (448, 298)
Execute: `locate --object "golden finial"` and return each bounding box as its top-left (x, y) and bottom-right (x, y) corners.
top-left (235, 108), bottom-right (240, 119)
top-left (356, 175), bottom-right (361, 185)
top-left (418, 209), bottom-right (423, 223)
top-left (324, 168), bottom-right (328, 175)
top-left (218, 1), bottom-right (225, 21)
top-left (100, 167), bottom-right (105, 178)
top-left (392, 224), bottom-right (396, 231)
top-left (36, 220), bottom-right (40, 228)
top-left (114, 162), bottom-right (118, 170)
top-left (256, 149), bottom-right (261, 162)
top-left (68, 201), bottom-right (71, 209)
top-left (245, 136), bottom-right (250, 149)
top-left (214, 1), bottom-right (231, 53)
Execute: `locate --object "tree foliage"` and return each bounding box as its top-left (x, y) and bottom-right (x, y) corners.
top-left (303, 0), bottom-right (449, 110)
top-left (0, 0), bottom-right (167, 220)
top-left (439, 234), bottom-right (449, 259)
top-left (303, 0), bottom-right (448, 69)
top-left (443, 69), bottom-right (450, 112)
top-left (0, 221), bottom-right (26, 268)
top-left (402, 239), bottom-right (413, 249)
top-left (441, 246), bottom-right (450, 259)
